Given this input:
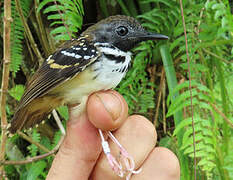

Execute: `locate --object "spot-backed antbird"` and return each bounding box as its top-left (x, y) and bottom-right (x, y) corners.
top-left (9, 15), bottom-right (168, 134)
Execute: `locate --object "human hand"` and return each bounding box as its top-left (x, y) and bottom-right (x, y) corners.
top-left (47, 90), bottom-right (180, 180)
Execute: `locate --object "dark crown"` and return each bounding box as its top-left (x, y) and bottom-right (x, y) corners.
top-left (82, 15), bottom-right (168, 52)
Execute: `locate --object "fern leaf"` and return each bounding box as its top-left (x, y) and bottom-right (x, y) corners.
top-left (27, 129), bottom-right (41, 157)
top-left (38, 0), bottom-right (84, 41)
top-left (10, 0), bottom-right (33, 73)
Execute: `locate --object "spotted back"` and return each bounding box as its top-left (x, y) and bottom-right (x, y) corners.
top-left (15, 36), bottom-right (101, 111)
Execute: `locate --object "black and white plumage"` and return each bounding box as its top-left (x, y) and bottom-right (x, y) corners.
top-left (9, 15), bottom-right (168, 133)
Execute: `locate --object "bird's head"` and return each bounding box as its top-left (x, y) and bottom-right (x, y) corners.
top-left (82, 15), bottom-right (168, 52)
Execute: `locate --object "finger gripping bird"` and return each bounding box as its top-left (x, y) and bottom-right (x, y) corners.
top-left (9, 15), bottom-right (168, 133)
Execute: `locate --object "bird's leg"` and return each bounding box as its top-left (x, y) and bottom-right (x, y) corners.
top-left (98, 129), bottom-right (141, 180)
top-left (52, 109), bottom-right (66, 135)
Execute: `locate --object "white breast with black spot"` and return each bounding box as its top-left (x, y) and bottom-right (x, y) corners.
top-left (92, 44), bottom-right (132, 90)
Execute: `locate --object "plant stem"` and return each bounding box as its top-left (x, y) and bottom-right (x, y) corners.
top-left (210, 103), bottom-right (233, 129)
top-left (198, 40), bottom-right (233, 48)
top-left (153, 68), bottom-right (164, 126)
top-left (203, 49), bottom-right (231, 64)
top-left (18, 132), bottom-right (53, 155)
top-left (179, 0), bottom-right (196, 178)
top-left (15, 0), bottom-right (44, 64)
top-left (34, 0), bottom-right (52, 56)
top-left (0, 135), bottom-right (64, 165)
top-left (0, 0), bottom-right (11, 178)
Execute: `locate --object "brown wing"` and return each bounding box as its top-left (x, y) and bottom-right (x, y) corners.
top-left (9, 37), bottom-right (101, 133)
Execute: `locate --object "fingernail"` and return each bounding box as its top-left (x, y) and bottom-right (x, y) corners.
top-left (95, 92), bottom-right (122, 121)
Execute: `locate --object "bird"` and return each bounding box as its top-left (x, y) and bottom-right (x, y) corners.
top-left (8, 15), bottom-right (168, 133)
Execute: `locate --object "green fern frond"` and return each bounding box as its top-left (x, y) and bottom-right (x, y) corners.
top-left (27, 129), bottom-right (41, 157)
top-left (117, 46), bottom-right (155, 115)
top-left (138, 0), bottom-right (179, 35)
top-left (174, 115), bottom-right (217, 179)
top-left (52, 131), bottom-right (62, 149)
top-left (10, 0), bottom-right (33, 73)
top-left (38, 0), bottom-right (84, 41)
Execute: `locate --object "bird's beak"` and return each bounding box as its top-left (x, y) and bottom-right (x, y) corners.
top-left (134, 31), bottom-right (169, 42)
top-left (142, 32), bottom-right (169, 40)
top-left (126, 31), bottom-right (169, 49)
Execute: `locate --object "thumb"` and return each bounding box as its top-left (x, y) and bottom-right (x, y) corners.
top-left (47, 90), bottom-right (128, 180)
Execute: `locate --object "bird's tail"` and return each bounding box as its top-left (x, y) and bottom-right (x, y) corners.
top-left (8, 96), bottom-right (63, 134)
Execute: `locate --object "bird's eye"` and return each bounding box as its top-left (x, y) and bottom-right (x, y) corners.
top-left (116, 26), bottom-right (128, 36)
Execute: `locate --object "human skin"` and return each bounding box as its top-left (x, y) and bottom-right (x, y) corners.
top-left (47, 90), bottom-right (180, 180)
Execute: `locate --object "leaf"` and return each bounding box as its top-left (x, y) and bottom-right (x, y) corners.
top-left (43, 5), bottom-right (65, 14)
top-left (37, 0), bottom-right (83, 41)
top-left (166, 80), bottom-right (210, 106)
top-left (27, 130), bottom-right (41, 156)
top-left (166, 97), bottom-right (200, 117)
top-left (47, 14), bottom-right (64, 20)
top-left (50, 26), bottom-right (67, 35)
top-left (37, 0), bottom-right (58, 12)
top-left (173, 116), bottom-right (199, 136)
top-left (56, 106), bottom-right (69, 121)
top-left (26, 161), bottom-right (46, 180)
top-left (9, 85), bottom-right (25, 101)
top-left (10, 0), bottom-right (33, 73)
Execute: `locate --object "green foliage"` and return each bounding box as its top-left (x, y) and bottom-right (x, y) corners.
top-left (115, 0), bottom-right (232, 179)
top-left (28, 130), bottom-right (41, 157)
top-left (170, 81), bottom-right (217, 178)
top-left (52, 130), bottom-right (62, 149)
top-left (56, 105), bottom-right (69, 121)
top-left (164, 0), bottom-right (233, 178)
top-left (26, 161), bottom-right (46, 180)
top-left (1, 0), bottom-right (233, 179)
top-left (9, 84), bottom-right (25, 101)
top-left (10, 0), bottom-right (33, 73)
top-left (118, 42), bottom-right (156, 114)
top-left (138, 0), bottom-right (179, 35)
top-left (37, 0), bottom-right (84, 40)
top-left (223, 137), bottom-right (233, 179)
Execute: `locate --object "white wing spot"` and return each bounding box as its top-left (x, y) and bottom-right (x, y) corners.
top-left (61, 51), bottom-right (78, 58)
top-left (83, 47), bottom-right (87, 51)
top-left (75, 54), bottom-right (82, 59)
top-left (73, 47), bottom-right (81, 50)
top-left (84, 55), bottom-right (90, 60)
